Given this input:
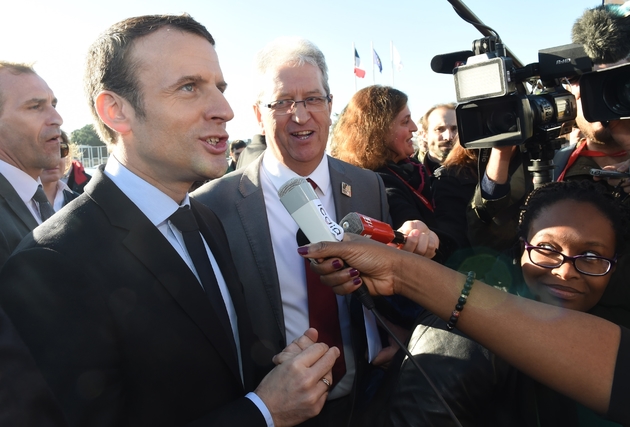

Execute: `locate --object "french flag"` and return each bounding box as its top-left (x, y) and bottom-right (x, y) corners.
top-left (354, 48), bottom-right (366, 78)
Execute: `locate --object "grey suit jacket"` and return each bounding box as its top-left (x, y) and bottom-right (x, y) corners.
top-left (0, 172), bottom-right (38, 269)
top-left (192, 154), bottom-right (390, 361)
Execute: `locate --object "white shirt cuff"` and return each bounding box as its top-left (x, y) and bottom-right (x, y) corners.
top-left (246, 392), bottom-right (274, 427)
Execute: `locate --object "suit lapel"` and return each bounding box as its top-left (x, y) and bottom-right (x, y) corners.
top-left (328, 157), bottom-right (354, 222)
top-left (0, 173), bottom-right (38, 231)
top-left (85, 170), bottom-right (242, 385)
top-left (235, 159), bottom-right (286, 343)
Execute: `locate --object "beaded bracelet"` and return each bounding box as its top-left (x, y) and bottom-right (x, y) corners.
top-left (446, 271), bottom-right (476, 331)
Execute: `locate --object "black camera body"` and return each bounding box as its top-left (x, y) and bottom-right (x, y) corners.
top-left (445, 42), bottom-right (590, 150)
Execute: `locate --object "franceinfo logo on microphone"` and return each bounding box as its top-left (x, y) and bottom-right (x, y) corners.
top-left (278, 177), bottom-right (344, 243)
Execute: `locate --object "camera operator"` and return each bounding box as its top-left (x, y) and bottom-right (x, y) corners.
top-left (466, 1), bottom-right (630, 328)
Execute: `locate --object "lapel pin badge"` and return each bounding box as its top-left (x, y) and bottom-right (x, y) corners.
top-left (341, 182), bottom-right (352, 198)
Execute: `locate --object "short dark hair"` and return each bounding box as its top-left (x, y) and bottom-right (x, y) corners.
top-left (0, 61), bottom-right (36, 116)
top-left (84, 14), bottom-right (215, 146)
top-left (230, 140), bottom-right (247, 152)
top-left (419, 103), bottom-right (456, 133)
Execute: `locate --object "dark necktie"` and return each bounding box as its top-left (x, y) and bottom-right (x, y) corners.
top-left (169, 206), bottom-right (236, 358)
top-left (32, 185), bottom-right (55, 221)
top-left (302, 178), bottom-right (346, 384)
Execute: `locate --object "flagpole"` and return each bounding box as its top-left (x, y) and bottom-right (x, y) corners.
top-left (390, 40), bottom-right (394, 87)
top-left (353, 42), bottom-right (357, 92)
top-left (371, 41), bottom-right (375, 85)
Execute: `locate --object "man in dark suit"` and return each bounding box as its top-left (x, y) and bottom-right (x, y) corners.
top-left (0, 61), bottom-right (69, 426)
top-left (0, 15), bottom-right (337, 427)
top-left (193, 37), bottom-right (391, 427)
top-left (236, 133), bottom-right (266, 169)
top-left (0, 62), bottom-right (63, 268)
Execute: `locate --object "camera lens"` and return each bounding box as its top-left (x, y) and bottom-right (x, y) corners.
top-left (487, 110), bottom-right (517, 134)
top-left (603, 73), bottom-right (630, 116)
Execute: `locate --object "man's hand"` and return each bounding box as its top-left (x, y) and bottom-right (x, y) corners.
top-left (256, 334), bottom-right (338, 427)
top-left (272, 328), bottom-right (319, 365)
top-left (396, 220), bottom-right (439, 258)
top-left (594, 159), bottom-right (630, 194)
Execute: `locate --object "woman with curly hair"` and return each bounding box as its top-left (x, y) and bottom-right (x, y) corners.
top-left (331, 85), bottom-right (456, 259)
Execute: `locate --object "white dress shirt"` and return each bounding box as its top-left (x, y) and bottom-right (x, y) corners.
top-left (104, 156), bottom-right (272, 426)
top-left (260, 151), bottom-right (381, 400)
top-left (50, 179), bottom-right (73, 212)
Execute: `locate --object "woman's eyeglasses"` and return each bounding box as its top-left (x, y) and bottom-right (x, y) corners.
top-left (522, 239), bottom-right (616, 276)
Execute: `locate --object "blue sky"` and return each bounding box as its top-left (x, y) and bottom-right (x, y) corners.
top-left (1, 0), bottom-right (602, 140)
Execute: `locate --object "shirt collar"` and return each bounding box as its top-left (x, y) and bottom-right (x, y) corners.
top-left (103, 155), bottom-right (189, 226)
top-left (0, 159), bottom-right (41, 203)
top-left (260, 151), bottom-right (331, 196)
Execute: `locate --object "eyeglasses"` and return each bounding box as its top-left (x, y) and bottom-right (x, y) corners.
top-left (522, 239), bottom-right (616, 276)
top-left (261, 95), bottom-right (332, 116)
top-left (60, 143), bottom-right (69, 159)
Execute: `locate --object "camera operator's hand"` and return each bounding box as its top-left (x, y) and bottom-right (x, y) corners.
top-left (486, 146), bottom-right (517, 185)
top-left (598, 159), bottom-right (630, 194)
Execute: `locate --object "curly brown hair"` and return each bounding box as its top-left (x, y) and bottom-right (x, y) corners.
top-left (331, 85), bottom-right (408, 170)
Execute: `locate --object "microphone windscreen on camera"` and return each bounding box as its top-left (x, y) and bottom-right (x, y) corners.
top-left (572, 3), bottom-right (630, 64)
top-left (431, 50), bottom-right (474, 74)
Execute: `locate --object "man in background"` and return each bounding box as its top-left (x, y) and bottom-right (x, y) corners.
top-left (0, 62), bottom-right (62, 268)
top-left (236, 133), bottom-right (266, 169)
top-left (416, 103), bottom-right (458, 174)
top-left (226, 139), bottom-right (247, 173)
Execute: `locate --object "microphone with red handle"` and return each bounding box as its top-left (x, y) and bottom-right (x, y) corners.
top-left (339, 212), bottom-right (406, 245)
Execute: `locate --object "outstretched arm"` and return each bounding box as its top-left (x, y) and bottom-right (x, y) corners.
top-left (298, 235), bottom-right (620, 416)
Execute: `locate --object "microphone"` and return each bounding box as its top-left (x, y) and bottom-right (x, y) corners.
top-left (430, 50), bottom-right (474, 74)
top-left (278, 177), bottom-right (344, 244)
top-left (572, 3), bottom-right (630, 64)
top-left (278, 177), bottom-right (374, 309)
top-left (340, 212), bottom-right (406, 245)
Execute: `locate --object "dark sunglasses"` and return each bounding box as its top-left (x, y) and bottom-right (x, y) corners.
top-left (60, 143), bottom-right (69, 158)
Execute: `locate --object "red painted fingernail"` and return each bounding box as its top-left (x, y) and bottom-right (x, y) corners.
top-left (349, 268), bottom-right (360, 278)
top-left (297, 247), bottom-right (309, 255)
top-left (332, 260), bottom-right (343, 269)
top-left (353, 277), bottom-right (362, 286)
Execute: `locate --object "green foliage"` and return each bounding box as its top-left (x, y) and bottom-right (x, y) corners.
top-left (70, 124), bottom-right (105, 147)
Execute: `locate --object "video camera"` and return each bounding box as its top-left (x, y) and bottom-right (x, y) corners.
top-left (433, 38), bottom-right (591, 150)
top-left (580, 62), bottom-right (630, 122)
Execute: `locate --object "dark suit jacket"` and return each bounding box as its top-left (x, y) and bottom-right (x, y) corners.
top-left (0, 172), bottom-right (38, 269)
top-left (192, 155), bottom-right (390, 371)
top-left (0, 169), bottom-right (267, 427)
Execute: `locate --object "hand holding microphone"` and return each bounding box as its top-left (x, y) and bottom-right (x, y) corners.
top-left (278, 177), bottom-right (375, 309)
top-left (339, 212), bottom-right (439, 259)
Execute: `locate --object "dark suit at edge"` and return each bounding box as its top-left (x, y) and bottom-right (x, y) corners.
top-left (0, 169), bottom-right (267, 427)
top-left (0, 172), bottom-right (38, 268)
